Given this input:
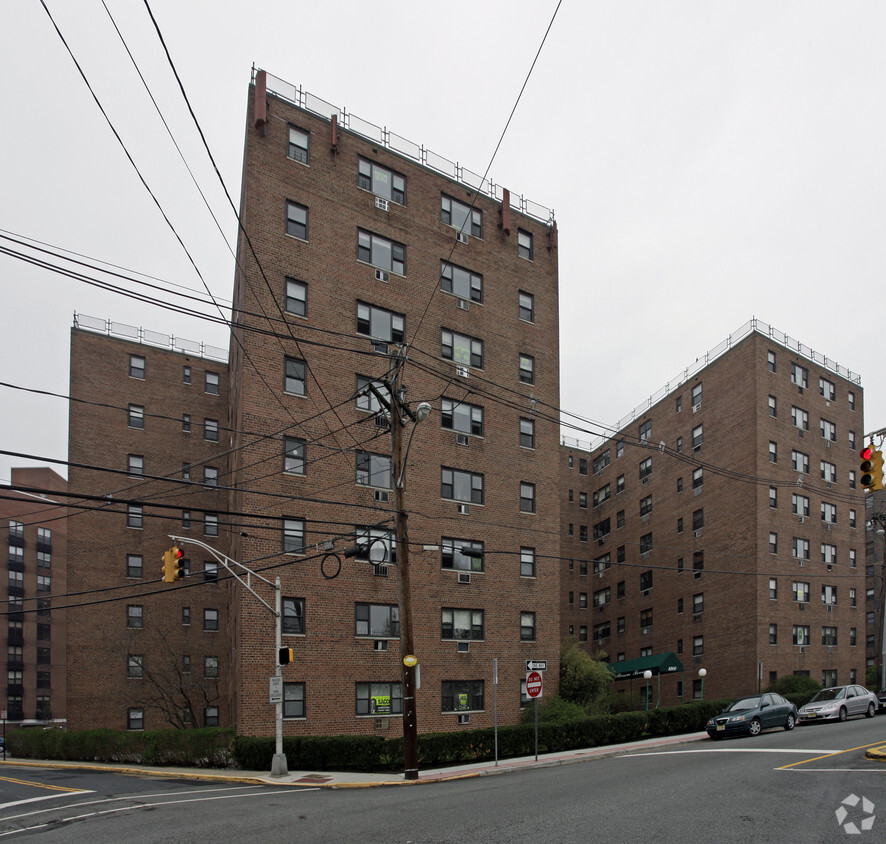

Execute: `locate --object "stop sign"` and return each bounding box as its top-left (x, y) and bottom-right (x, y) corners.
top-left (526, 670), bottom-right (543, 699)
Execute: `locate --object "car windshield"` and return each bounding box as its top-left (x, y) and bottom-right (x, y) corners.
top-left (810, 688), bottom-right (844, 702)
top-left (728, 697), bottom-right (761, 711)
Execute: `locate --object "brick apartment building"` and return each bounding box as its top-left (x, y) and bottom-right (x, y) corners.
top-left (2, 467), bottom-right (67, 725)
top-left (65, 69), bottom-right (561, 736)
top-left (561, 322), bottom-right (866, 704)
top-left (66, 325), bottom-right (231, 730)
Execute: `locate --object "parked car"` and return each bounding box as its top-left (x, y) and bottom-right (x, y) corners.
top-left (706, 693), bottom-right (798, 739)
top-left (797, 685), bottom-right (878, 723)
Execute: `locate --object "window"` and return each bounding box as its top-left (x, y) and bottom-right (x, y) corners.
top-left (791, 363), bottom-right (808, 389)
top-left (204, 514), bottom-right (218, 537)
top-left (284, 682), bottom-right (305, 718)
top-left (128, 708), bottom-right (144, 731)
top-left (442, 680), bottom-right (484, 712)
top-left (820, 419), bottom-right (836, 442)
top-left (769, 578), bottom-right (778, 599)
top-left (283, 519), bottom-right (305, 554)
top-left (793, 626), bottom-right (810, 646)
top-left (792, 494), bottom-right (810, 517)
top-left (441, 467), bottom-right (484, 504)
top-left (356, 452), bottom-right (392, 489)
top-left (283, 437), bottom-right (306, 475)
top-left (769, 624), bottom-right (778, 645)
top-left (520, 547), bottom-right (535, 578)
top-left (204, 609), bottom-right (219, 631)
top-left (821, 502), bottom-right (837, 524)
top-left (441, 608), bottom-right (484, 640)
top-left (359, 158), bottom-right (405, 203)
top-left (520, 611), bottom-right (536, 641)
top-left (692, 425), bottom-right (703, 449)
top-left (128, 404), bottom-right (144, 429)
top-left (441, 538), bottom-right (484, 572)
top-left (204, 467), bottom-right (218, 487)
top-left (285, 201), bottom-right (308, 239)
top-left (127, 605), bottom-right (143, 629)
top-left (127, 505), bottom-right (143, 529)
top-left (129, 355), bottom-right (145, 379)
top-left (204, 418), bottom-right (219, 441)
top-left (639, 570), bottom-right (653, 591)
top-left (182, 365), bottom-right (191, 384)
top-left (792, 537), bottom-right (810, 560)
top-left (693, 636), bottom-right (704, 656)
top-left (639, 457), bottom-right (652, 481)
top-left (517, 229), bottom-right (533, 260)
top-left (640, 533), bottom-right (653, 554)
top-left (203, 656), bottom-right (219, 679)
top-left (819, 377), bottom-right (835, 400)
top-left (791, 406), bottom-right (809, 431)
top-left (519, 291), bottom-right (534, 322)
top-left (205, 372), bottom-right (220, 395)
top-left (357, 229), bottom-right (405, 274)
top-left (126, 554), bottom-right (143, 578)
top-left (356, 682), bottom-right (403, 716)
top-left (640, 608), bottom-right (653, 629)
top-left (768, 395), bottom-right (777, 418)
top-left (442, 399), bottom-right (483, 437)
top-left (284, 357), bottom-right (306, 396)
top-left (355, 602), bottom-right (399, 638)
top-left (518, 354), bottom-right (535, 384)
top-left (127, 454), bottom-right (143, 477)
top-left (791, 450), bottom-right (809, 474)
top-left (440, 261), bottom-right (482, 302)
top-left (639, 420), bottom-right (652, 443)
top-left (283, 597), bottom-right (305, 635)
top-left (769, 441), bottom-right (777, 463)
top-left (769, 532), bottom-right (778, 554)
top-left (442, 329), bottom-right (483, 368)
top-left (822, 585), bottom-right (838, 606)
top-left (639, 495), bottom-right (652, 517)
top-left (288, 125), bottom-right (309, 163)
top-left (441, 195), bottom-right (482, 236)
top-left (593, 587), bottom-right (611, 607)
top-left (520, 482), bottom-right (536, 513)
top-left (793, 581), bottom-right (810, 602)
top-left (768, 350), bottom-right (776, 372)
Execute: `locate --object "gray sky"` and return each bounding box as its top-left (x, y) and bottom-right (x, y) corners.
top-left (2, 0), bottom-right (883, 483)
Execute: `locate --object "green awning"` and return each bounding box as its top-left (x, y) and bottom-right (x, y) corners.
top-left (608, 651), bottom-right (683, 681)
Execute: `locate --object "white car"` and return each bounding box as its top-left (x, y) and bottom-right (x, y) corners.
top-left (798, 685), bottom-right (878, 723)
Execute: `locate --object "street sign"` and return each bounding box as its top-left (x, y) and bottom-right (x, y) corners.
top-left (526, 660), bottom-right (547, 672)
top-left (526, 671), bottom-right (543, 699)
top-left (269, 676), bottom-right (283, 704)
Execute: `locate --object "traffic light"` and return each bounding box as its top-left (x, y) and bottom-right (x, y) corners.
top-left (861, 446), bottom-right (884, 492)
top-left (279, 647), bottom-right (294, 665)
top-left (162, 546), bottom-right (184, 583)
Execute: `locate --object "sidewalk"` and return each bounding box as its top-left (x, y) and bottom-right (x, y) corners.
top-left (0, 731), bottom-right (710, 788)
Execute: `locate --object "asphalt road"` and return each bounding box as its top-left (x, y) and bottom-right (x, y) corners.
top-left (1, 716), bottom-right (885, 842)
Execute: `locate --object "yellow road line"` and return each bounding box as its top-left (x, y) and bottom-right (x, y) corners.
top-left (0, 775), bottom-right (87, 793)
top-left (777, 739), bottom-right (886, 770)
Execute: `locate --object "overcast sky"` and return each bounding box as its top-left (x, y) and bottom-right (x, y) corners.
top-left (2, 0), bottom-right (883, 484)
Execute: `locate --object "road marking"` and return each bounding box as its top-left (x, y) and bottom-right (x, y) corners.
top-left (0, 774), bottom-right (88, 793)
top-left (777, 739), bottom-right (886, 770)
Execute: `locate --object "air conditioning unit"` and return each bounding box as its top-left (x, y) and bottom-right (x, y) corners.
top-left (456, 231), bottom-right (469, 244)
top-left (375, 268), bottom-right (390, 282)
top-left (457, 641), bottom-right (470, 653)
top-left (375, 489), bottom-right (390, 503)
top-left (457, 298), bottom-right (469, 311)
top-left (457, 503), bottom-right (470, 515)
top-left (375, 197), bottom-right (390, 211)
top-left (373, 564), bottom-right (388, 577)
top-left (457, 713), bottom-right (471, 724)
top-left (692, 403), bottom-right (701, 414)
top-left (457, 572), bottom-right (471, 584)
top-left (456, 434), bottom-right (468, 446)
top-left (455, 365), bottom-right (469, 378)
top-left (374, 640), bottom-right (388, 651)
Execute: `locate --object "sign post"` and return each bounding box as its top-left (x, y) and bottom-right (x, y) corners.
top-left (526, 670), bottom-right (543, 760)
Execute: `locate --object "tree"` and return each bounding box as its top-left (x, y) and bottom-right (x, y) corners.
top-left (559, 638), bottom-right (612, 715)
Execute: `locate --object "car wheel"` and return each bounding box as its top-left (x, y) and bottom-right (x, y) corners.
top-left (784, 714), bottom-right (796, 731)
top-left (749, 718), bottom-right (762, 736)
top-left (839, 707), bottom-right (848, 722)
top-left (867, 703), bottom-right (876, 719)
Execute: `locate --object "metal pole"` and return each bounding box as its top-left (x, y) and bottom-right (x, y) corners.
top-left (270, 577), bottom-right (288, 776)
top-left (392, 370), bottom-right (419, 781)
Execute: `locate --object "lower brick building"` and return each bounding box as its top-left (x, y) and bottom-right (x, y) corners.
top-left (561, 320), bottom-right (866, 704)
